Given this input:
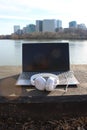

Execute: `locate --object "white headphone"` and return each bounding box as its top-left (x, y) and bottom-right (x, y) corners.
top-left (30, 73), bottom-right (59, 91)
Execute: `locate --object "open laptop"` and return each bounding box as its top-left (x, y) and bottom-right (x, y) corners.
top-left (16, 42), bottom-right (79, 86)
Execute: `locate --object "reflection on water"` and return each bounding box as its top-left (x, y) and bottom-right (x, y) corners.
top-left (69, 41), bottom-right (87, 64)
top-left (0, 39), bottom-right (87, 66)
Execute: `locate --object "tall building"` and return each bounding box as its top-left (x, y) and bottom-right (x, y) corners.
top-left (57, 20), bottom-right (62, 28)
top-left (14, 25), bottom-right (20, 33)
top-left (36, 20), bottom-right (43, 32)
top-left (69, 21), bottom-right (77, 28)
top-left (23, 24), bottom-right (36, 34)
top-left (78, 24), bottom-right (86, 29)
top-left (43, 19), bottom-right (56, 32)
top-left (28, 24), bottom-right (36, 33)
top-left (55, 20), bottom-right (62, 31)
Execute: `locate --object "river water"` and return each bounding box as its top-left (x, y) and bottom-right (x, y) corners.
top-left (0, 39), bottom-right (87, 66)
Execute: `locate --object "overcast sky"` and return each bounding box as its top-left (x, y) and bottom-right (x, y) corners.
top-left (0, 0), bottom-right (87, 35)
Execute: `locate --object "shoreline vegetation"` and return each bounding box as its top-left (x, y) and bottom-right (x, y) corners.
top-left (1, 29), bottom-right (87, 40)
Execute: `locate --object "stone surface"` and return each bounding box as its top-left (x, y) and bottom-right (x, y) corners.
top-left (0, 65), bottom-right (87, 120)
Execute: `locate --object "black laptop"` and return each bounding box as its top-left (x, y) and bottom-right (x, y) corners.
top-left (16, 43), bottom-right (79, 85)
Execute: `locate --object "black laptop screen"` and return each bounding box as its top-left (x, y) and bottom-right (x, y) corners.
top-left (22, 43), bottom-right (70, 72)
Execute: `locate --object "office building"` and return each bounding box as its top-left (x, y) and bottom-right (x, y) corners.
top-left (78, 24), bottom-right (86, 29)
top-left (14, 25), bottom-right (20, 33)
top-left (23, 24), bottom-right (36, 34)
top-left (69, 21), bottom-right (77, 28)
top-left (26, 24), bottom-right (36, 33)
top-left (43, 19), bottom-right (56, 32)
top-left (57, 20), bottom-right (62, 28)
top-left (36, 20), bottom-right (43, 32)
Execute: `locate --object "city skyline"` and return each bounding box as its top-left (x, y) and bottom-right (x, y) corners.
top-left (14, 19), bottom-right (87, 35)
top-left (0, 0), bottom-right (87, 35)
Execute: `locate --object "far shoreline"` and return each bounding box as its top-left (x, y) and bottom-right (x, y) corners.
top-left (0, 37), bottom-right (87, 40)
top-left (1, 30), bottom-right (87, 40)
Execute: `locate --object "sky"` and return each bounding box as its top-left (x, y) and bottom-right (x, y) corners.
top-left (0, 0), bottom-right (87, 35)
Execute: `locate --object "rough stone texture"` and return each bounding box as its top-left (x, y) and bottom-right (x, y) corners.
top-left (0, 66), bottom-right (21, 79)
top-left (0, 65), bottom-right (87, 129)
top-left (0, 116), bottom-right (87, 130)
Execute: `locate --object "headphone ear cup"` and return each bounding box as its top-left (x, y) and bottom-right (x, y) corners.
top-left (34, 76), bottom-right (46, 91)
top-left (46, 77), bottom-right (57, 91)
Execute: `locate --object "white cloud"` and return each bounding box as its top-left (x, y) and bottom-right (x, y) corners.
top-left (0, 0), bottom-right (87, 34)
top-left (0, 0), bottom-right (87, 20)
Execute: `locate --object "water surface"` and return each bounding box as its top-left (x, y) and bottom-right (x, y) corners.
top-left (0, 39), bottom-right (87, 66)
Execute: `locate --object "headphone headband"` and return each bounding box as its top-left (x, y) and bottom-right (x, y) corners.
top-left (30, 73), bottom-right (58, 86)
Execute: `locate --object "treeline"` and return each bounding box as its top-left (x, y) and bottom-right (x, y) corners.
top-left (1, 28), bottom-right (87, 40)
top-left (0, 35), bottom-right (11, 39)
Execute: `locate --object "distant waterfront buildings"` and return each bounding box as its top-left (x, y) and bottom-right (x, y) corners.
top-left (13, 19), bottom-right (87, 34)
top-left (36, 19), bottom-right (62, 32)
top-left (23, 24), bottom-right (36, 34)
top-left (36, 20), bottom-right (43, 32)
top-left (78, 23), bottom-right (86, 29)
top-left (14, 25), bottom-right (20, 33)
top-left (69, 21), bottom-right (77, 28)
top-left (43, 19), bottom-right (56, 32)
top-left (57, 20), bottom-right (62, 28)
top-left (69, 21), bottom-right (86, 30)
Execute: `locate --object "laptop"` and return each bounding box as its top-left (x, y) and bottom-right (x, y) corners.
top-left (16, 42), bottom-right (79, 86)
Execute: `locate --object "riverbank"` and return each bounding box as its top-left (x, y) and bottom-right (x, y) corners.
top-left (1, 30), bottom-right (87, 40)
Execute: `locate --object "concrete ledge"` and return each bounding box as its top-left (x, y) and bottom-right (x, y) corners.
top-left (0, 95), bottom-right (87, 120)
top-left (0, 65), bottom-right (87, 120)
top-left (0, 65), bottom-right (87, 79)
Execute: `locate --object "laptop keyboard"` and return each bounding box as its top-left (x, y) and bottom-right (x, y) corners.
top-left (59, 71), bottom-right (73, 78)
top-left (19, 72), bottom-right (38, 79)
top-left (58, 71), bottom-right (72, 84)
top-left (18, 71), bottom-right (78, 85)
top-left (20, 71), bottom-right (73, 79)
